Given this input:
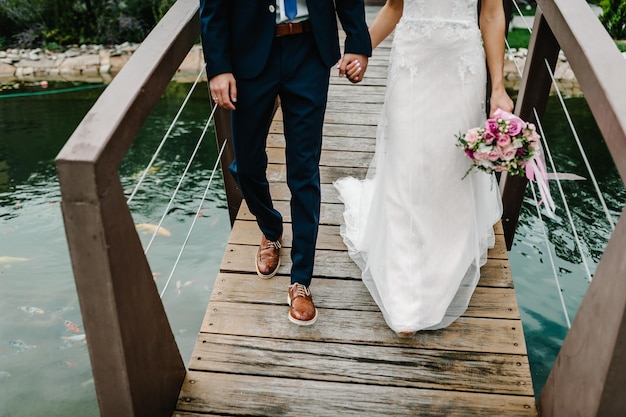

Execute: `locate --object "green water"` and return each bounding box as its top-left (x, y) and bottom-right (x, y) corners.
top-left (0, 81), bottom-right (231, 417)
top-left (0, 81), bottom-right (623, 415)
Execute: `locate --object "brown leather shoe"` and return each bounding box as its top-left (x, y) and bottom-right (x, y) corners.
top-left (255, 234), bottom-right (281, 279)
top-left (287, 283), bottom-right (318, 325)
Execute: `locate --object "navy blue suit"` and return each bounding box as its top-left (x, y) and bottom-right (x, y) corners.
top-left (199, 0), bottom-right (371, 286)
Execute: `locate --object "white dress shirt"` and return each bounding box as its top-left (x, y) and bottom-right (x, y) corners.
top-left (276, 0), bottom-right (309, 24)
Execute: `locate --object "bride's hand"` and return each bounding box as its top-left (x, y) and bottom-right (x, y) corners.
top-left (489, 87), bottom-right (514, 117)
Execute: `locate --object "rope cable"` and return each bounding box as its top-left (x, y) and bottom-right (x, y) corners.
top-left (533, 107), bottom-right (594, 282)
top-left (160, 130), bottom-right (227, 299)
top-left (543, 59), bottom-right (616, 231)
top-left (529, 175), bottom-right (573, 328)
top-left (127, 68), bottom-right (206, 204)
top-left (143, 102), bottom-right (217, 255)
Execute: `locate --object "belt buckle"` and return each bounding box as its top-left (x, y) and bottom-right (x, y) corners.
top-left (287, 22), bottom-right (294, 35)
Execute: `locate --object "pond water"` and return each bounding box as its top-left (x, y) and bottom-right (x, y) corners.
top-left (0, 80), bottom-right (623, 415)
top-left (0, 81), bottom-right (231, 417)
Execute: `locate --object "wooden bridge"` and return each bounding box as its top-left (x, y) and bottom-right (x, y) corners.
top-left (173, 35), bottom-right (535, 414)
top-left (55, 1), bottom-right (626, 416)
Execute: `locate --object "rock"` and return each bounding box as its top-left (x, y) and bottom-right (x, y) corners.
top-left (0, 63), bottom-right (15, 77)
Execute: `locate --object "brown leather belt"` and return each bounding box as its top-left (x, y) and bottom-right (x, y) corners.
top-left (275, 20), bottom-right (312, 37)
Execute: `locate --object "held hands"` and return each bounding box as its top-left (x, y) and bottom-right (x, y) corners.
top-left (338, 53), bottom-right (368, 83)
top-left (210, 73), bottom-right (237, 110)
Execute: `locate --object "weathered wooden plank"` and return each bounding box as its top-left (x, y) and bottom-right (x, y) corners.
top-left (210, 272), bottom-right (520, 319)
top-left (200, 301), bottom-right (526, 355)
top-left (270, 121), bottom-right (377, 137)
top-left (266, 147), bottom-right (372, 168)
top-left (267, 133), bottom-right (377, 152)
top-left (219, 243), bottom-right (513, 289)
top-left (274, 108), bottom-right (381, 126)
top-left (325, 101), bottom-right (385, 114)
top-left (230, 218), bottom-right (506, 254)
top-left (177, 372), bottom-right (535, 417)
top-left (187, 334), bottom-right (532, 395)
top-left (267, 163), bottom-right (368, 184)
top-left (229, 220), bottom-right (347, 250)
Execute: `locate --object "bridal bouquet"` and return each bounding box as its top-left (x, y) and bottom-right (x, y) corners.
top-left (457, 108), bottom-right (555, 217)
top-left (456, 108), bottom-right (540, 177)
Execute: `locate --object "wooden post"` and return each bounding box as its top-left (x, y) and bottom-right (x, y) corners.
top-left (538, 212), bottom-right (626, 415)
top-left (530, 0), bottom-right (626, 414)
top-left (56, 166), bottom-right (186, 417)
top-left (499, 9), bottom-right (560, 249)
top-left (211, 105), bottom-right (242, 226)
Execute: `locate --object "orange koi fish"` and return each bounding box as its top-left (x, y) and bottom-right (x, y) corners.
top-left (64, 320), bottom-right (80, 333)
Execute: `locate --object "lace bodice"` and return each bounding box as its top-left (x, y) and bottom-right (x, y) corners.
top-left (391, 0), bottom-right (483, 81)
top-left (403, 0), bottom-right (478, 22)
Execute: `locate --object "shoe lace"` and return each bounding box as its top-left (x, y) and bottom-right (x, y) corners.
top-left (290, 283), bottom-right (310, 298)
top-left (264, 240), bottom-right (281, 250)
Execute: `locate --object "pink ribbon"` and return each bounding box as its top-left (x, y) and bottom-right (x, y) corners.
top-left (526, 153), bottom-right (556, 218)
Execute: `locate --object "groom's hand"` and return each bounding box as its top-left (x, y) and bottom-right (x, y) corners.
top-left (210, 73), bottom-right (237, 110)
top-left (338, 53), bottom-right (368, 83)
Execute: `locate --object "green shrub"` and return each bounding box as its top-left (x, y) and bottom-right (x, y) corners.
top-left (507, 28), bottom-right (531, 49)
top-left (0, 0), bottom-right (176, 48)
top-left (600, 0), bottom-right (626, 39)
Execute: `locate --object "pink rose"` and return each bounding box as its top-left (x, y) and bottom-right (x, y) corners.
top-left (487, 149), bottom-right (501, 161)
top-left (465, 149), bottom-right (476, 160)
top-left (473, 151), bottom-right (490, 162)
top-left (507, 117), bottom-right (524, 136)
top-left (464, 128), bottom-right (480, 146)
top-left (500, 145), bottom-right (517, 161)
top-left (496, 133), bottom-right (511, 147)
top-left (482, 131), bottom-right (496, 144)
top-left (485, 118), bottom-right (499, 134)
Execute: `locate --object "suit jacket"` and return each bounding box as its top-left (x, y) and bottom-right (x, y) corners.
top-left (199, 0), bottom-right (372, 79)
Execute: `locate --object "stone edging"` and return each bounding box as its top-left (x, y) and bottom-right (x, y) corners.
top-left (3, 43), bottom-right (624, 96)
top-left (0, 43), bottom-right (205, 83)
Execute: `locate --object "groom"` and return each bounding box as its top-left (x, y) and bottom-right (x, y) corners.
top-left (199, 0), bottom-right (371, 325)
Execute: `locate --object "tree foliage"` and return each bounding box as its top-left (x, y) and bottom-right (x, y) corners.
top-left (600, 0), bottom-right (626, 39)
top-left (0, 0), bottom-right (176, 49)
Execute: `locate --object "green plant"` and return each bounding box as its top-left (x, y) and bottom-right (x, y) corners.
top-left (600, 0), bottom-right (626, 39)
top-left (507, 28), bottom-right (531, 49)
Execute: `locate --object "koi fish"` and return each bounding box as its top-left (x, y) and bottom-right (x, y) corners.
top-left (55, 360), bottom-right (78, 368)
top-left (18, 306), bottom-right (45, 315)
top-left (64, 320), bottom-right (80, 333)
top-left (135, 223), bottom-right (171, 237)
top-left (130, 166), bottom-right (161, 179)
top-left (0, 256), bottom-right (28, 263)
top-left (81, 378), bottom-right (94, 387)
top-left (61, 334), bottom-right (86, 343)
top-left (4, 340), bottom-right (36, 351)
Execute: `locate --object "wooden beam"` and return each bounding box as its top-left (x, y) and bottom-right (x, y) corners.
top-left (500, 10), bottom-right (560, 249)
top-left (539, 210), bottom-right (626, 415)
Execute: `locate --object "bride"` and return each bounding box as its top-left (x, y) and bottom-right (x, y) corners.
top-left (335, 0), bottom-right (514, 335)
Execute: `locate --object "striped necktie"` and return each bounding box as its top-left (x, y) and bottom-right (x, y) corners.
top-left (284, 0), bottom-right (297, 20)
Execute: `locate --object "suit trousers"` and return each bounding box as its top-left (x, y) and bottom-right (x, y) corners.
top-left (229, 31), bottom-right (330, 287)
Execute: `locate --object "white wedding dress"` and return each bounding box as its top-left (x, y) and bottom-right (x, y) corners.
top-left (334, 0), bottom-right (502, 333)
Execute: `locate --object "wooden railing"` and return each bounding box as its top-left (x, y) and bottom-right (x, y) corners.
top-left (55, 0), bottom-right (205, 415)
top-left (499, 0), bottom-right (626, 415)
top-left (55, 0), bottom-right (626, 415)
